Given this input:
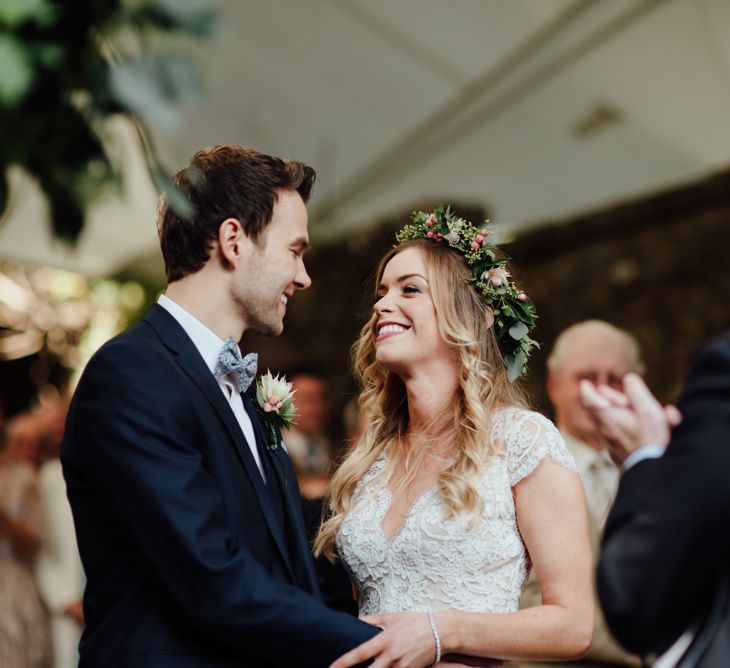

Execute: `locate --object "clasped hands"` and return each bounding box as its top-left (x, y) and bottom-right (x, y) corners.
top-left (579, 372), bottom-right (682, 466)
top-left (329, 611), bottom-right (503, 668)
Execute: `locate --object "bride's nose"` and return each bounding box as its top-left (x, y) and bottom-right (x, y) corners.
top-left (374, 294), bottom-right (394, 315)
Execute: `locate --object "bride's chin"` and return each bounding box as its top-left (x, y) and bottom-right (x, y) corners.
top-left (375, 352), bottom-right (409, 378)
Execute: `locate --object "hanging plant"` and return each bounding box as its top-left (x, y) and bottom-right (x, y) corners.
top-left (0, 0), bottom-right (218, 243)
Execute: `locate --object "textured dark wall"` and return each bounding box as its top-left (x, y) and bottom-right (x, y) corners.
top-left (513, 168), bottom-right (730, 414)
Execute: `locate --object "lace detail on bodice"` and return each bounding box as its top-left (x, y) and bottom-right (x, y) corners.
top-left (336, 408), bottom-right (575, 615)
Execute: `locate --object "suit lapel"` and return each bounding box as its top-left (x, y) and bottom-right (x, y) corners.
top-left (243, 389), bottom-right (319, 594)
top-left (241, 390), bottom-right (271, 452)
top-left (143, 306), bottom-right (294, 579)
top-left (271, 446), bottom-right (320, 594)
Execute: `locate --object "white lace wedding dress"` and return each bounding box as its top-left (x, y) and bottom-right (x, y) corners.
top-left (336, 407), bottom-right (576, 615)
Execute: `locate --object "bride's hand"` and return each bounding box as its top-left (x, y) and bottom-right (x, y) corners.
top-left (329, 612), bottom-right (437, 668)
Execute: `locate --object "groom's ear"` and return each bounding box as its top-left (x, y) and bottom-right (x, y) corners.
top-left (217, 218), bottom-right (250, 268)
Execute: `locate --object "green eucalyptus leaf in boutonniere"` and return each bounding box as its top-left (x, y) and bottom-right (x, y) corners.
top-left (255, 371), bottom-right (297, 450)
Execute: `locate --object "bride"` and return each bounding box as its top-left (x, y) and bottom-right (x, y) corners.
top-left (315, 206), bottom-right (593, 667)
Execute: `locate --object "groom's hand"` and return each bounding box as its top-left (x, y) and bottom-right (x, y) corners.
top-left (329, 612), bottom-right (435, 668)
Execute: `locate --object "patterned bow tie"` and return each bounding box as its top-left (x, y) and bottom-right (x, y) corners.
top-left (214, 337), bottom-right (258, 393)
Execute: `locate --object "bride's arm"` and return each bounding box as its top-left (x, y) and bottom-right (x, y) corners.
top-left (436, 458), bottom-right (594, 661)
top-left (329, 459), bottom-right (593, 668)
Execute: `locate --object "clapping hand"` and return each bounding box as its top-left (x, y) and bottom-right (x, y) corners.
top-left (580, 373), bottom-right (681, 466)
top-left (63, 600), bottom-right (84, 625)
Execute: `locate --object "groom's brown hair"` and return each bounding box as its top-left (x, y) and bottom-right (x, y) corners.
top-left (157, 145), bottom-right (316, 283)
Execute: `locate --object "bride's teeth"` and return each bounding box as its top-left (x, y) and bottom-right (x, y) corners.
top-left (280, 295), bottom-right (288, 304)
top-left (379, 325), bottom-right (406, 335)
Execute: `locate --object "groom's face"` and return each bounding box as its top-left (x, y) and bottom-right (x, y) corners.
top-left (234, 189), bottom-right (311, 336)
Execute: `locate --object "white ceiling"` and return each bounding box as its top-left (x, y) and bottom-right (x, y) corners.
top-left (2, 0), bottom-right (730, 275)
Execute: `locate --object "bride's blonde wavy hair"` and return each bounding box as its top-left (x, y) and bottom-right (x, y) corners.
top-left (315, 239), bottom-right (527, 561)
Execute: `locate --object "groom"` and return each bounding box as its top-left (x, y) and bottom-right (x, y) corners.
top-left (61, 146), bottom-right (378, 667)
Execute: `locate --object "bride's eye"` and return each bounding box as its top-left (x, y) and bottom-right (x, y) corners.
top-left (402, 285), bottom-right (420, 294)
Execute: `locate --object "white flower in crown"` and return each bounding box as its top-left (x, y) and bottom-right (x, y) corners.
top-left (482, 267), bottom-right (511, 288)
top-left (255, 371), bottom-right (297, 449)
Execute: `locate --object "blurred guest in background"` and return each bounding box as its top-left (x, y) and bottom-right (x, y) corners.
top-left (342, 396), bottom-right (367, 448)
top-left (582, 332), bottom-right (730, 667)
top-left (292, 377), bottom-right (357, 615)
top-left (3, 411), bottom-right (44, 469)
top-left (34, 395), bottom-right (85, 668)
top-left (283, 367), bottom-right (334, 499)
top-left (0, 413), bottom-right (52, 667)
top-left (520, 320), bottom-right (642, 666)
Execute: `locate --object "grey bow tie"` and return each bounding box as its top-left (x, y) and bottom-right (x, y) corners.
top-left (214, 337), bottom-right (258, 393)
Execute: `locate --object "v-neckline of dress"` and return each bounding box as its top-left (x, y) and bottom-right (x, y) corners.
top-left (378, 454), bottom-right (441, 544)
top-left (379, 483), bottom-right (439, 544)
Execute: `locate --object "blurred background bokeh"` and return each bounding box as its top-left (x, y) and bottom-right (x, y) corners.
top-left (2, 0), bottom-right (730, 447)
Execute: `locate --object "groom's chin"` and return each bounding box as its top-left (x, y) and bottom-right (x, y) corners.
top-left (258, 319), bottom-right (285, 337)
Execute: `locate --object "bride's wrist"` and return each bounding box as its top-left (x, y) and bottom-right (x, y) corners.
top-left (433, 610), bottom-right (460, 655)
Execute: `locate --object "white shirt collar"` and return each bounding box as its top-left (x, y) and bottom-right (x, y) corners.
top-left (157, 294), bottom-right (238, 374)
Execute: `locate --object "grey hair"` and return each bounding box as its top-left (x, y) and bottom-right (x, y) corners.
top-left (547, 320), bottom-right (645, 374)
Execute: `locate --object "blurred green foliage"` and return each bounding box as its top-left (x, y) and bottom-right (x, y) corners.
top-left (0, 0), bottom-right (217, 243)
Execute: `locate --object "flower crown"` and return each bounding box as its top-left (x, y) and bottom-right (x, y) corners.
top-left (395, 204), bottom-right (538, 381)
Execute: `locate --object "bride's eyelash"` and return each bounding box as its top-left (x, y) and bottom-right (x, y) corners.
top-left (374, 284), bottom-right (420, 302)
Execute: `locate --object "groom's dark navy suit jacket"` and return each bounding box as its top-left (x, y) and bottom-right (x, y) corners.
top-left (62, 305), bottom-right (376, 667)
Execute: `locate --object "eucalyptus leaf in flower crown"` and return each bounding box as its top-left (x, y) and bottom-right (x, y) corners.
top-left (396, 204), bottom-right (538, 381)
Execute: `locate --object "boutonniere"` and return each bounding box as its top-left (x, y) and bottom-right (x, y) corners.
top-left (255, 371), bottom-right (297, 450)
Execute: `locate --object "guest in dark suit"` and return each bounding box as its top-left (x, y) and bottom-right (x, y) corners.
top-left (580, 333), bottom-right (730, 666)
top-left (62, 145), bottom-right (377, 667)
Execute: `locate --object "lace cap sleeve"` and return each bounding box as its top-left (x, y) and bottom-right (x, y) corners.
top-left (497, 408), bottom-right (576, 486)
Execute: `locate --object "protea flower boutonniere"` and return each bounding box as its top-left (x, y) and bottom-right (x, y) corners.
top-left (255, 371), bottom-right (297, 450)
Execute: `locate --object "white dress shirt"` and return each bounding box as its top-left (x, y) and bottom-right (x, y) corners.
top-left (158, 295), bottom-right (265, 480)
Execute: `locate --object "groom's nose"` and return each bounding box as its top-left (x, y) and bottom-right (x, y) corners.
top-left (294, 259), bottom-right (312, 290)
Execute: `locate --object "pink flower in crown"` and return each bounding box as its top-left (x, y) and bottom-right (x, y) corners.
top-left (481, 267), bottom-right (510, 287)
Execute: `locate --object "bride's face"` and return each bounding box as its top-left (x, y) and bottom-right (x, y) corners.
top-left (372, 247), bottom-right (453, 376)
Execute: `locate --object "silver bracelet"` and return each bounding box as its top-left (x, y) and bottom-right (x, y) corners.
top-left (427, 609), bottom-right (442, 664)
